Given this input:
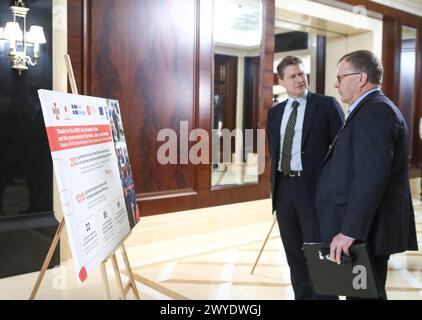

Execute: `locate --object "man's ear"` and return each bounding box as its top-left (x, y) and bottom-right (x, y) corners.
top-left (278, 78), bottom-right (285, 88)
top-left (359, 72), bottom-right (369, 87)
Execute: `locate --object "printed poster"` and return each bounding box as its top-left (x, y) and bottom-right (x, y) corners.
top-left (38, 90), bottom-right (140, 281)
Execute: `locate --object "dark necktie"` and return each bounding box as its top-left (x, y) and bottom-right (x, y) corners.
top-left (279, 100), bottom-right (299, 175)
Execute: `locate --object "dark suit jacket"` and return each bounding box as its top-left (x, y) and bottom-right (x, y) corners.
top-left (316, 90), bottom-right (418, 255)
top-left (267, 91), bottom-right (344, 213)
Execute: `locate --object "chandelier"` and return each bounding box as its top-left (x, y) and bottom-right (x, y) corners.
top-left (0, 0), bottom-right (46, 75)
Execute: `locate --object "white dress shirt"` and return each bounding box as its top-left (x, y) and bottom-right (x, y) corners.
top-left (278, 91), bottom-right (308, 172)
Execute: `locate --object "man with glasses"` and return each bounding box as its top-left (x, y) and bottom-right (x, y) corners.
top-left (316, 50), bottom-right (418, 299)
top-left (267, 56), bottom-right (344, 299)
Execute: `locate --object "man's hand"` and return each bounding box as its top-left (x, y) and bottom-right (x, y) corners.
top-left (330, 233), bottom-right (355, 265)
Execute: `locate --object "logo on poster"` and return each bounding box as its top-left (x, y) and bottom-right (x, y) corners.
top-left (71, 104), bottom-right (86, 116)
top-left (52, 103), bottom-right (60, 120)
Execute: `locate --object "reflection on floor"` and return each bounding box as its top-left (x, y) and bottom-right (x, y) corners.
top-left (212, 153), bottom-right (260, 186)
top-left (0, 199), bottom-right (421, 300)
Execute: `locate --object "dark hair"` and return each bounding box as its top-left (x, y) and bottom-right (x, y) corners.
top-left (338, 50), bottom-right (383, 85)
top-left (276, 56), bottom-right (303, 80)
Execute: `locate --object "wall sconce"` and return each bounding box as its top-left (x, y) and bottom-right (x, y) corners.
top-left (1, 0), bottom-right (46, 75)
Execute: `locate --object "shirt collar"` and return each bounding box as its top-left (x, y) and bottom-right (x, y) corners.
top-left (348, 88), bottom-right (380, 114)
top-left (287, 90), bottom-right (308, 108)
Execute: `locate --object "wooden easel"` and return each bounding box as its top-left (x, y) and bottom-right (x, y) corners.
top-left (29, 55), bottom-right (140, 300)
top-left (250, 215), bottom-right (277, 275)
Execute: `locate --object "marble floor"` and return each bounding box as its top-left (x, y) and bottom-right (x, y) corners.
top-left (0, 198), bottom-right (421, 300)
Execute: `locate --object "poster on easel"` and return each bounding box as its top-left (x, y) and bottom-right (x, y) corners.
top-left (38, 90), bottom-right (140, 282)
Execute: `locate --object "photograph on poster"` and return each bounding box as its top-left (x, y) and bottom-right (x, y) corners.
top-left (106, 99), bottom-right (140, 229)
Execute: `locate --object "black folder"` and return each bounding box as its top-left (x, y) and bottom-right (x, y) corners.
top-left (302, 242), bottom-right (381, 298)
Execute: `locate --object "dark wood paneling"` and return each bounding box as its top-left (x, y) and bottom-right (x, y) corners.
top-left (243, 56), bottom-right (261, 152)
top-left (67, 0), bottom-right (83, 93)
top-left (415, 23), bottom-right (422, 168)
top-left (243, 56), bottom-right (261, 131)
top-left (90, 0), bottom-right (197, 197)
top-left (260, 0), bottom-right (275, 197)
top-left (316, 35), bottom-right (326, 94)
top-left (382, 16), bottom-right (401, 105)
top-left (68, 0), bottom-right (275, 216)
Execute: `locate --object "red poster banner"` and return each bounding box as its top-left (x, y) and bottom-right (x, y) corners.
top-left (46, 125), bottom-right (112, 152)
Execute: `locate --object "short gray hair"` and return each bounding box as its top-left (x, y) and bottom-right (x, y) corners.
top-left (338, 50), bottom-right (383, 85)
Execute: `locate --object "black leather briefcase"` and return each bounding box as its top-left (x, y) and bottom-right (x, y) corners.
top-left (302, 242), bottom-right (382, 298)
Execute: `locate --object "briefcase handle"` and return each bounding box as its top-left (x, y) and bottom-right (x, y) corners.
top-left (319, 247), bottom-right (353, 266)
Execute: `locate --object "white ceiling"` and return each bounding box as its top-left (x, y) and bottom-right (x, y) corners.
top-left (214, 0), bottom-right (262, 48)
top-left (370, 0), bottom-right (422, 17)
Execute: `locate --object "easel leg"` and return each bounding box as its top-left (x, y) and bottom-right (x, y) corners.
top-left (111, 254), bottom-right (126, 300)
top-left (120, 244), bottom-right (141, 299)
top-left (100, 262), bottom-right (112, 300)
top-left (29, 218), bottom-right (65, 300)
top-left (65, 54), bottom-right (79, 95)
top-left (251, 217), bottom-right (277, 275)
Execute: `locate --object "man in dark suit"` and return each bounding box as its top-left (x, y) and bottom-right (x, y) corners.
top-left (267, 56), bottom-right (344, 299)
top-left (316, 50), bottom-right (418, 300)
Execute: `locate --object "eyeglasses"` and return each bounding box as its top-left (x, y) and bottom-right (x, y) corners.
top-left (336, 72), bottom-right (361, 83)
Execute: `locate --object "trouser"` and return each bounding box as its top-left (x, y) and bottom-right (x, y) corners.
top-left (275, 172), bottom-right (337, 300)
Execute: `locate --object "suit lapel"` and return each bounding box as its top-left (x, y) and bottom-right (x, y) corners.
top-left (301, 91), bottom-right (317, 148)
top-left (273, 101), bottom-right (287, 157)
top-left (321, 90), bottom-right (381, 166)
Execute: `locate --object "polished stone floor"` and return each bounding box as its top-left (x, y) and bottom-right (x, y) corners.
top-left (0, 197), bottom-right (421, 300)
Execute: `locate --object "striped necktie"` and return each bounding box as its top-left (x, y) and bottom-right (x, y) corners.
top-left (279, 100), bottom-right (299, 175)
